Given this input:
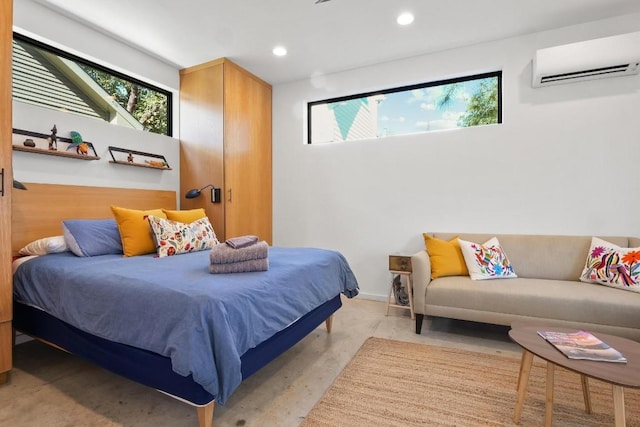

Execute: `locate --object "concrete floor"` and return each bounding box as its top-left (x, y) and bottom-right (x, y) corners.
top-left (0, 298), bottom-right (520, 427)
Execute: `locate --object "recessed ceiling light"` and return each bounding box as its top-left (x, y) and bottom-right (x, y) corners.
top-left (397, 12), bottom-right (414, 26)
top-left (272, 46), bottom-right (287, 57)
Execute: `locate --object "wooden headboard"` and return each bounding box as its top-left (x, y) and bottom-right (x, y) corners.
top-left (11, 183), bottom-right (176, 255)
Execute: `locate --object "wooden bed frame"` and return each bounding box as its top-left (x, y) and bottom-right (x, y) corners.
top-left (10, 183), bottom-right (335, 427)
top-left (11, 183), bottom-right (177, 255)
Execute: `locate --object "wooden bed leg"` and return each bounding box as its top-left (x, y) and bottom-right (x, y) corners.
top-left (325, 315), bottom-right (333, 333)
top-left (197, 402), bottom-right (215, 427)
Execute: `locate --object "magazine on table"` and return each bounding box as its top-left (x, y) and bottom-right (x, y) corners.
top-left (537, 330), bottom-right (627, 363)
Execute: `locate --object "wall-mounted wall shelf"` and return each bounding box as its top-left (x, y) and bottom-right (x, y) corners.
top-left (108, 146), bottom-right (171, 170)
top-left (12, 145), bottom-right (100, 160)
top-left (12, 128), bottom-right (100, 160)
top-left (11, 129), bottom-right (100, 160)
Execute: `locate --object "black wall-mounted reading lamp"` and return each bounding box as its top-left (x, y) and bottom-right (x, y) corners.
top-left (0, 168), bottom-right (28, 197)
top-left (185, 184), bottom-right (221, 203)
top-left (13, 180), bottom-right (27, 190)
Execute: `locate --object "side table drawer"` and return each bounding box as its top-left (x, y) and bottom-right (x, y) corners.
top-left (389, 255), bottom-right (412, 272)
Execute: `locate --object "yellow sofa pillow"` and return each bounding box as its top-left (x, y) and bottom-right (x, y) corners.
top-left (162, 208), bottom-right (207, 224)
top-left (110, 206), bottom-right (167, 257)
top-left (423, 234), bottom-right (469, 279)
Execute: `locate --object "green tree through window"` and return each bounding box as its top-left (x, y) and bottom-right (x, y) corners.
top-left (12, 33), bottom-right (172, 136)
top-left (80, 66), bottom-right (168, 135)
top-left (458, 79), bottom-right (498, 127)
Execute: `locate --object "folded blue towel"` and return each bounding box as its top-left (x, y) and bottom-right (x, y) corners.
top-left (225, 235), bottom-right (259, 249)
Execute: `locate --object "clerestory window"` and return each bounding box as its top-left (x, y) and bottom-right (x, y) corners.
top-left (308, 71), bottom-right (501, 144)
top-left (12, 33), bottom-right (172, 137)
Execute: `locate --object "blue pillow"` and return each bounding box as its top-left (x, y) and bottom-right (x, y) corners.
top-left (62, 219), bottom-right (123, 257)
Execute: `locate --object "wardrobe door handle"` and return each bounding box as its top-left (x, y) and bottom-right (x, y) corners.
top-left (228, 188), bottom-right (232, 203)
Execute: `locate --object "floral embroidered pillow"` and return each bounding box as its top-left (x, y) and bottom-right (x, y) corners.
top-left (458, 237), bottom-right (517, 280)
top-left (580, 237), bottom-right (640, 293)
top-left (147, 215), bottom-right (219, 257)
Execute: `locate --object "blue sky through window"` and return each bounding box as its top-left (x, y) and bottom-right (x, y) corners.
top-left (308, 73), bottom-right (499, 144)
top-left (377, 79), bottom-right (483, 137)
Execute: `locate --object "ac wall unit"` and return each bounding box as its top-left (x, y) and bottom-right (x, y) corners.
top-left (532, 32), bottom-right (640, 88)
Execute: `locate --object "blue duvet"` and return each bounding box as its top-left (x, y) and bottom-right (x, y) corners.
top-left (13, 246), bottom-right (359, 404)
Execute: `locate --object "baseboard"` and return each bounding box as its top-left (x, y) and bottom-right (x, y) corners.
top-left (355, 292), bottom-right (387, 302)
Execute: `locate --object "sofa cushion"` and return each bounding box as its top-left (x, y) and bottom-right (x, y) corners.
top-left (458, 237), bottom-right (517, 280)
top-left (425, 276), bottom-right (639, 330)
top-left (423, 234), bottom-right (468, 279)
top-left (434, 233), bottom-right (630, 281)
top-left (580, 237), bottom-right (640, 293)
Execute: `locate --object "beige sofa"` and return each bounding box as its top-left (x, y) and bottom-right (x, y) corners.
top-left (411, 233), bottom-right (640, 341)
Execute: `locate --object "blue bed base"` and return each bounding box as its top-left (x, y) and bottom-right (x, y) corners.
top-left (13, 294), bottom-right (342, 406)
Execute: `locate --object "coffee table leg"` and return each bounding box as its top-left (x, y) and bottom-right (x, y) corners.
top-left (545, 362), bottom-right (555, 427)
top-left (581, 375), bottom-right (591, 414)
top-left (513, 350), bottom-right (534, 424)
top-left (612, 385), bottom-right (626, 427)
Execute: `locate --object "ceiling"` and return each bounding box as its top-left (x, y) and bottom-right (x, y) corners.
top-left (33, 0), bottom-right (640, 85)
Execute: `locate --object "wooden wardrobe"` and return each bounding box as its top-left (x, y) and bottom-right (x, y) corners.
top-left (0, 0), bottom-right (13, 383)
top-left (179, 58), bottom-right (272, 243)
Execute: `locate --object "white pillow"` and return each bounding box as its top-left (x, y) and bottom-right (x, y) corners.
top-left (580, 237), bottom-right (640, 293)
top-left (458, 237), bottom-right (517, 280)
top-left (18, 236), bottom-right (68, 256)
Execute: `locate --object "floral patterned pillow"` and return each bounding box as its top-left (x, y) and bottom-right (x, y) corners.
top-left (580, 237), bottom-right (640, 293)
top-left (458, 237), bottom-right (517, 280)
top-left (147, 215), bottom-right (219, 257)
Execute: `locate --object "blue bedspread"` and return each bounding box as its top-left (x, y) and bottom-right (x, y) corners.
top-left (13, 247), bottom-right (359, 404)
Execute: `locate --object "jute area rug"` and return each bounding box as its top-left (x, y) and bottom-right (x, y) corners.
top-left (301, 337), bottom-right (640, 427)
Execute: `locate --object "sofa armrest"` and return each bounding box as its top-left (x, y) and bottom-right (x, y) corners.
top-left (411, 250), bottom-right (431, 315)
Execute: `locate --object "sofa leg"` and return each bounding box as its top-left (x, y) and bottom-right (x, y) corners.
top-left (415, 314), bottom-right (424, 334)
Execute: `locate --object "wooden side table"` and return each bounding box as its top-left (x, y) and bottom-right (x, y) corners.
top-left (509, 322), bottom-right (640, 427)
top-left (386, 255), bottom-right (415, 319)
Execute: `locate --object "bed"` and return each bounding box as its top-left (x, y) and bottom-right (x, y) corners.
top-left (11, 183), bottom-right (359, 427)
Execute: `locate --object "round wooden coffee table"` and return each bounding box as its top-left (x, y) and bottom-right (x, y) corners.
top-left (509, 322), bottom-right (640, 427)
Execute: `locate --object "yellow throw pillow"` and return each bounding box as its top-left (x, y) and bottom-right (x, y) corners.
top-left (162, 208), bottom-right (207, 224)
top-left (423, 234), bottom-right (469, 279)
top-left (110, 206), bottom-right (167, 257)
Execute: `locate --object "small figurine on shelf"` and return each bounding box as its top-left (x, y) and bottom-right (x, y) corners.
top-left (48, 125), bottom-right (58, 151)
top-left (127, 152), bottom-right (134, 163)
top-left (67, 131), bottom-right (89, 155)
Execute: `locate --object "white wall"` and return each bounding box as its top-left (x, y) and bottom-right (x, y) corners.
top-left (12, 103), bottom-right (180, 196)
top-left (272, 14), bottom-right (640, 300)
top-left (12, 0), bottom-right (181, 203)
top-left (14, 0), bottom-right (178, 94)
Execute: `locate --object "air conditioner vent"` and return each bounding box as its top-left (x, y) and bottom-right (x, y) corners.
top-left (540, 63), bottom-right (640, 84)
top-left (532, 32), bottom-right (640, 88)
